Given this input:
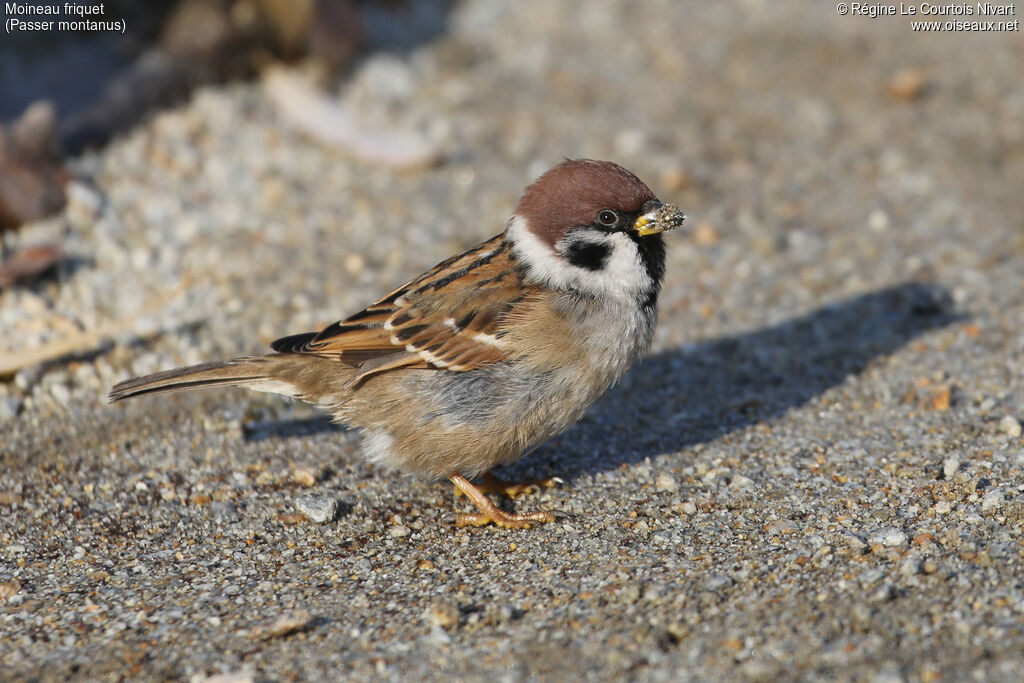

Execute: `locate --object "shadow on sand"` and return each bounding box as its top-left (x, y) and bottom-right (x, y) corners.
top-left (244, 282), bottom-right (959, 481)
top-left (520, 281), bottom-right (960, 480)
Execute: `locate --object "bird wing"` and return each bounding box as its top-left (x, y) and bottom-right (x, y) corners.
top-left (270, 234), bottom-right (535, 382)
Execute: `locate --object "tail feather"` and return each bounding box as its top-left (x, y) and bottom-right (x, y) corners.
top-left (108, 358), bottom-right (271, 402)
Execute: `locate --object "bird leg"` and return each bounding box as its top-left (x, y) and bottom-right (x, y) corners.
top-left (449, 473), bottom-right (556, 529)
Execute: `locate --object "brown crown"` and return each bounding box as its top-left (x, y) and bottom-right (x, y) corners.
top-left (514, 159), bottom-right (658, 247)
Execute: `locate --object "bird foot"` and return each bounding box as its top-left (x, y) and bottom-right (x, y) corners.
top-left (455, 509), bottom-right (556, 529)
top-left (449, 473), bottom-right (558, 529)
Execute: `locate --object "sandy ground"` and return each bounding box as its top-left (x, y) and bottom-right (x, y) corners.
top-left (2, 1), bottom-right (1023, 681)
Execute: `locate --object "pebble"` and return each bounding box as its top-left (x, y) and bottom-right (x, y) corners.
top-left (981, 488), bottom-right (1005, 513)
top-left (0, 396), bottom-right (22, 421)
top-left (209, 501), bottom-right (240, 524)
top-left (729, 475), bottom-right (754, 491)
top-left (692, 221), bottom-right (719, 246)
top-left (898, 557), bottom-right (919, 577)
top-left (884, 530), bottom-right (908, 547)
top-left (999, 415), bottom-right (1022, 438)
top-left (388, 524), bottom-right (412, 538)
top-left (655, 473), bottom-right (678, 493)
top-left (427, 600), bottom-right (460, 631)
top-left (765, 519), bottom-right (799, 535)
top-left (296, 495), bottom-right (339, 524)
top-left (834, 530), bottom-right (867, 551)
top-left (869, 529), bottom-right (908, 548)
top-left (291, 464), bottom-right (321, 487)
top-left (943, 457), bottom-right (960, 479)
top-left (65, 179), bottom-right (104, 222)
top-left (0, 579), bottom-right (22, 600)
top-left (886, 67), bottom-right (929, 101)
top-left (248, 609), bottom-right (314, 640)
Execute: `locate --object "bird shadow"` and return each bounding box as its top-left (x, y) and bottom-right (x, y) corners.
top-left (506, 281), bottom-right (962, 481)
top-left (240, 282), bottom-right (961, 484)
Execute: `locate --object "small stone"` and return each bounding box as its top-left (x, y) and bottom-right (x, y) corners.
top-left (209, 501), bottom-right (239, 523)
top-left (729, 474), bottom-right (754, 490)
top-left (834, 530), bottom-right (866, 551)
top-left (655, 473), bottom-right (678, 493)
top-left (869, 529), bottom-right (907, 547)
top-left (883, 530), bottom-right (908, 547)
top-left (851, 602), bottom-right (872, 623)
top-left (291, 464), bottom-right (320, 487)
top-left (248, 609), bottom-right (313, 640)
top-left (427, 600), bottom-right (460, 630)
top-left (680, 500), bottom-right (697, 515)
top-left (0, 490), bottom-right (23, 506)
top-left (868, 209), bottom-right (890, 232)
top-left (942, 457), bottom-right (960, 479)
top-left (999, 415), bottom-right (1022, 438)
top-left (921, 559), bottom-right (938, 574)
top-left (765, 519), bottom-right (799, 535)
top-left (659, 166), bottom-right (690, 191)
top-left (49, 382), bottom-right (71, 405)
top-left (0, 579), bottom-right (22, 600)
top-left (344, 253), bottom-right (365, 275)
top-left (614, 128), bottom-right (647, 155)
top-left (898, 557), bottom-right (919, 577)
top-left (981, 488), bottom-right (1005, 513)
top-left (929, 385), bottom-right (952, 411)
top-left (65, 179), bottom-right (103, 222)
top-left (388, 524), bottom-right (411, 538)
top-left (705, 574), bottom-right (732, 591)
top-left (886, 68), bottom-right (928, 101)
top-left (932, 500), bottom-right (952, 514)
top-left (0, 396), bottom-right (22, 421)
top-left (296, 495), bottom-right (338, 524)
top-left (277, 512), bottom-right (307, 524)
top-left (692, 221), bottom-right (719, 246)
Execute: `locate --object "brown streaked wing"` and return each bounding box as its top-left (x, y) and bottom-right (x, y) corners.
top-left (271, 235), bottom-right (537, 379)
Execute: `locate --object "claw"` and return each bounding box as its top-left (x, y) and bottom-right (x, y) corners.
top-left (449, 473), bottom-right (559, 529)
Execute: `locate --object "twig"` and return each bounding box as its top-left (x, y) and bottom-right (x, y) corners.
top-left (0, 277), bottom-right (189, 378)
top-left (262, 67), bottom-right (441, 171)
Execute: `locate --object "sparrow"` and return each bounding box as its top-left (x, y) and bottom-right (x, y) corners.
top-left (110, 159), bottom-right (686, 528)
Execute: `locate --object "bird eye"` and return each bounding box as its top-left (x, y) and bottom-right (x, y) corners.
top-left (597, 209), bottom-right (618, 227)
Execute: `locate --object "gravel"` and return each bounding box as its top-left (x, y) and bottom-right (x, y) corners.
top-left (295, 495), bottom-right (340, 524)
top-left (2, 2), bottom-right (1024, 681)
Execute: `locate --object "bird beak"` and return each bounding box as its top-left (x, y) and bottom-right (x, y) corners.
top-left (634, 202), bottom-right (686, 237)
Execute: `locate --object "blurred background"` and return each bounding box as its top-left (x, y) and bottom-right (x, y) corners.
top-left (1, 0), bottom-right (1020, 384)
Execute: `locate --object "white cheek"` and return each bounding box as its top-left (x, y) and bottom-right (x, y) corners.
top-left (506, 214), bottom-right (566, 286)
top-left (507, 215), bottom-right (651, 300)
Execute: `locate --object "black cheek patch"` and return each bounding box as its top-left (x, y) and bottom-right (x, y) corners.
top-left (564, 241), bottom-right (611, 271)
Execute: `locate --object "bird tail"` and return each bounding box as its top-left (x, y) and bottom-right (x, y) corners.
top-left (108, 357), bottom-right (278, 402)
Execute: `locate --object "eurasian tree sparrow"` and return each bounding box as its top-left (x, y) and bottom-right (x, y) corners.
top-left (110, 159), bottom-right (686, 528)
